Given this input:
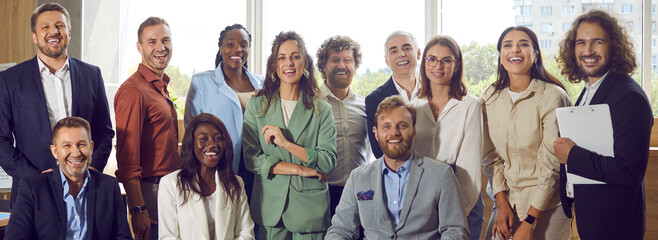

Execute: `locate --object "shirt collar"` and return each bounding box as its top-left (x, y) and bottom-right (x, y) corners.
top-left (391, 76), bottom-right (420, 101)
top-left (584, 70), bottom-right (610, 91)
top-left (138, 63), bottom-right (170, 84)
top-left (381, 152), bottom-right (414, 175)
top-left (59, 167), bottom-right (91, 195)
top-left (37, 56), bottom-right (70, 74)
top-left (319, 82), bottom-right (355, 101)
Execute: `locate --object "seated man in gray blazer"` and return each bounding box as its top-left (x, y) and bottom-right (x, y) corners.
top-left (326, 96), bottom-right (468, 240)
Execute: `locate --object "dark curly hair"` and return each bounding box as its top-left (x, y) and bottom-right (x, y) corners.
top-left (315, 35), bottom-right (362, 80)
top-left (256, 31), bottom-right (319, 115)
top-left (178, 113), bottom-right (240, 206)
top-left (418, 35), bottom-right (467, 100)
top-left (491, 26), bottom-right (565, 95)
top-left (557, 9), bottom-right (636, 83)
top-left (215, 24), bottom-right (252, 68)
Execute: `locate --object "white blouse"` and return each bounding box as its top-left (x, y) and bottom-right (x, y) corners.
top-left (411, 94), bottom-right (484, 213)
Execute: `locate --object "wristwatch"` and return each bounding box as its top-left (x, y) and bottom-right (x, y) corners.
top-left (523, 214), bottom-right (536, 225)
top-left (129, 205), bottom-right (147, 214)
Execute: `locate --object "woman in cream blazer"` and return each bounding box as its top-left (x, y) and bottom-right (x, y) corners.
top-left (242, 31), bottom-right (337, 239)
top-left (159, 113), bottom-right (254, 240)
top-left (481, 26), bottom-right (571, 240)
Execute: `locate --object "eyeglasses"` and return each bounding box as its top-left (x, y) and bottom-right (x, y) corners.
top-left (425, 57), bottom-right (458, 67)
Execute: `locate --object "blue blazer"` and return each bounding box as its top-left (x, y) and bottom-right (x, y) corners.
top-left (4, 169), bottom-right (132, 240)
top-left (0, 56), bottom-right (114, 206)
top-left (559, 73), bottom-right (653, 240)
top-left (365, 77), bottom-right (399, 159)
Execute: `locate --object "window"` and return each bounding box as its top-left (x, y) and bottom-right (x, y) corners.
top-left (621, 4), bottom-right (633, 14)
top-left (563, 22), bottom-right (571, 31)
top-left (263, 0), bottom-right (424, 81)
top-left (627, 21), bottom-right (634, 32)
top-left (653, 4), bottom-right (656, 14)
top-left (562, 6), bottom-right (575, 15)
top-left (540, 40), bottom-right (553, 49)
top-left (653, 21), bottom-right (656, 32)
top-left (517, 5), bottom-right (532, 16)
top-left (540, 23), bottom-right (553, 33)
top-left (540, 6), bottom-right (552, 16)
top-left (653, 39), bottom-right (656, 48)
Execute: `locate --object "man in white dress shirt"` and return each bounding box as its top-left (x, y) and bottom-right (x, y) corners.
top-left (0, 2), bottom-right (114, 207)
top-left (316, 35), bottom-right (370, 215)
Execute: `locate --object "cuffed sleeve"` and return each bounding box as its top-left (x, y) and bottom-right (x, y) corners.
top-left (234, 177), bottom-right (256, 240)
top-left (114, 87), bottom-right (145, 182)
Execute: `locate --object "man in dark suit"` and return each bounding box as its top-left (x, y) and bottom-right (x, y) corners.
top-left (365, 31), bottom-right (421, 158)
top-left (5, 117), bottom-right (131, 240)
top-left (0, 3), bottom-right (114, 207)
top-left (554, 10), bottom-right (653, 240)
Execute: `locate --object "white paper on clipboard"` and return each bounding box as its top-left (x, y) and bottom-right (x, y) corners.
top-left (556, 104), bottom-right (612, 184)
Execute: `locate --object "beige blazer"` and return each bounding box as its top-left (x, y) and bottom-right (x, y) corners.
top-left (158, 170), bottom-right (255, 240)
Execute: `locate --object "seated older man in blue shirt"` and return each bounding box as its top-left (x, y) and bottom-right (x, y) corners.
top-left (5, 117), bottom-right (131, 240)
top-left (326, 96), bottom-right (469, 240)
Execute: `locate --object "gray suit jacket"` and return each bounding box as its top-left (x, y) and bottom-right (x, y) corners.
top-left (326, 151), bottom-right (469, 240)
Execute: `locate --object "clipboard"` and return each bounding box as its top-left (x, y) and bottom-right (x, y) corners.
top-left (556, 104), bottom-right (612, 184)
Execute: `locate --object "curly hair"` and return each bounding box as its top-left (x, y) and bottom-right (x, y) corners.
top-left (256, 31), bottom-right (319, 115)
top-left (557, 9), bottom-right (636, 83)
top-left (215, 24), bottom-right (252, 68)
top-left (315, 35), bottom-right (362, 80)
top-left (418, 35), bottom-right (467, 100)
top-left (491, 26), bottom-right (565, 95)
top-left (178, 113), bottom-right (240, 206)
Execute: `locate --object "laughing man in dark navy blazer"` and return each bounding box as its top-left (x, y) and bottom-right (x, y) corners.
top-left (5, 117), bottom-right (131, 240)
top-left (365, 31), bottom-right (422, 158)
top-left (0, 3), bottom-right (114, 207)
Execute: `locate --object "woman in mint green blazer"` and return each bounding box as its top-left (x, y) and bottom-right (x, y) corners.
top-left (242, 31), bottom-right (337, 239)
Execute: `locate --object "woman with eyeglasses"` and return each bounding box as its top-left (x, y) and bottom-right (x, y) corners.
top-left (410, 35), bottom-right (485, 240)
top-left (481, 26), bottom-right (571, 240)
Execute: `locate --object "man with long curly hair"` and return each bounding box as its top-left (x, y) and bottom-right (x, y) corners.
top-left (554, 9), bottom-right (653, 240)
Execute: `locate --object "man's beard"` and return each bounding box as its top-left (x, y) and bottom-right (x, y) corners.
top-left (327, 67), bottom-right (353, 89)
top-left (378, 136), bottom-right (412, 159)
top-left (38, 35), bottom-right (67, 58)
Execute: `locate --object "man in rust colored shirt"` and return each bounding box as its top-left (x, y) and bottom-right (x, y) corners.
top-left (114, 16), bottom-right (180, 240)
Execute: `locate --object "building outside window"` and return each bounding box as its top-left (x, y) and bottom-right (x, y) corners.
top-left (621, 4), bottom-right (634, 14)
top-left (541, 6), bottom-right (552, 16)
top-left (541, 23), bottom-right (553, 33)
top-left (563, 22), bottom-right (571, 31)
top-left (562, 5), bottom-right (575, 15)
top-left (540, 40), bottom-right (553, 49)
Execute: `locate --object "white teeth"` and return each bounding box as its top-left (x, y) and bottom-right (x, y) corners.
top-left (397, 61), bottom-right (409, 66)
top-left (205, 152), bottom-right (217, 156)
top-left (48, 39), bottom-right (59, 43)
top-left (388, 140), bottom-right (401, 143)
top-left (509, 57), bottom-right (522, 61)
top-left (336, 72), bottom-right (346, 75)
top-left (284, 70), bottom-right (295, 73)
top-left (584, 58), bottom-right (597, 63)
top-left (230, 56), bottom-right (242, 60)
top-left (155, 54), bottom-right (166, 57)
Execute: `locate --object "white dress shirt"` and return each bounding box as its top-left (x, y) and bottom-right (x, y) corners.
top-left (411, 94), bottom-right (483, 213)
top-left (319, 83), bottom-right (370, 186)
top-left (392, 76), bottom-right (420, 103)
top-left (37, 57), bottom-right (72, 129)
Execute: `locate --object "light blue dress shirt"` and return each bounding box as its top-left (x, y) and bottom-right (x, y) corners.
top-left (184, 63), bottom-right (263, 171)
top-left (381, 153), bottom-right (413, 229)
top-left (59, 168), bottom-right (90, 240)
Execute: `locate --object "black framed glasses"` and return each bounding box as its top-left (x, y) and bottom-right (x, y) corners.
top-left (425, 57), bottom-right (458, 67)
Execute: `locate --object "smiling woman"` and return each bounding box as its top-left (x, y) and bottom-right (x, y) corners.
top-left (242, 31), bottom-right (337, 239)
